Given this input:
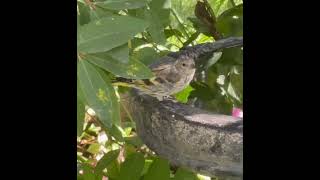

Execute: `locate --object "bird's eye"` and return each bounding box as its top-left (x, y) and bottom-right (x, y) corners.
top-left (182, 63), bottom-right (186, 67)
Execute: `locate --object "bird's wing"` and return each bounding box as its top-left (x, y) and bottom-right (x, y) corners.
top-left (149, 56), bottom-right (176, 74)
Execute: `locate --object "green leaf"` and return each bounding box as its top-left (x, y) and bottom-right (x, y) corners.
top-left (85, 53), bottom-right (154, 79)
top-left (82, 164), bottom-right (96, 180)
top-left (78, 60), bottom-right (119, 128)
top-left (124, 136), bottom-right (144, 148)
top-left (109, 124), bottom-right (124, 142)
top-left (132, 47), bottom-right (160, 66)
top-left (95, 149), bottom-right (120, 173)
top-left (117, 153), bottom-right (145, 180)
top-left (216, 4), bottom-right (243, 36)
top-left (149, 0), bottom-right (171, 26)
top-left (78, 16), bottom-right (149, 53)
top-left (174, 85), bottom-right (194, 103)
top-left (87, 143), bottom-right (101, 154)
top-left (145, 0), bottom-right (171, 44)
top-left (94, 67), bottom-right (121, 125)
top-left (95, 0), bottom-right (148, 10)
top-left (106, 160), bottom-right (120, 179)
top-left (209, 0), bottom-right (233, 17)
top-left (89, 6), bottom-right (114, 21)
top-left (105, 43), bottom-right (129, 63)
top-left (145, 10), bottom-right (166, 44)
top-left (143, 157), bottom-right (170, 180)
top-left (173, 168), bottom-right (197, 180)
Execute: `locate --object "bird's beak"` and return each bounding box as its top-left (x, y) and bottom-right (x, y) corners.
top-left (191, 63), bottom-right (195, 69)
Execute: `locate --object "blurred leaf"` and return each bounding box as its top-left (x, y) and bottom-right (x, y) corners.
top-left (188, 17), bottom-right (211, 35)
top-left (87, 143), bottom-right (101, 154)
top-left (227, 81), bottom-right (240, 102)
top-left (173, 168), bottom-right (197, 180)
top-left (124, 144), bottom-right (137, 157)
top-left (105, 43), bottom-right (129, 63)
top-left (109, 124), bottom-right (124, 142)
top-left (78, 16), bottom-right (149, 53)
top-left (78, 60), bottom-right (119, 128)
top-left (78, 2), bottom-right (91, 25)
top-left (124, 136), bottom-right (144, 148)
top-left (174, 85), bottom-right (194, 103)
top-left (206, 52), bottom-right (223, 68)
top-left (143, 157), bottom-right (170, 180)
top-left (217, 47), bottom-right (242, 65)
top-left (106, 160), bottom-right (120, 179)
top-left (209, 0), bottom-right (233, 16)
top-left (95, 149), bottom-right (120, 173)
top-left (86, 53), bottom-right (154, 79)
top-left (132, 47), bottom-right (160, 66)
top-left (230, 65), bottom-right (243, 103)
top-left (117, 153), bottom-right (145, 180)
top-left (189, 82), bottom-right (216, 101)
top-left (216, 4), bottom-right (243, 36)
top-left (82, 164), bottom-right (96, 180)
top-left (95, 0), bottom-right (148, 10)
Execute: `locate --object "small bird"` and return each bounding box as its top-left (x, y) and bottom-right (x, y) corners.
top-left (112, 37), bottom-right (243, 101)
top-left (113, 54), bottom-right (196, 101)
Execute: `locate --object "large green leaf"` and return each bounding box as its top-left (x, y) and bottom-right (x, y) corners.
top-left (173, 168), bottom-right (197, 180)
top-left (117, 153), bottom-right (145, 180)
top-left (143, 157), bottom-right (170, 180)
top-left (149, 0), bottom-right (171, 26)
top-left (85, 53), bottom-right (154, 79)
top-left (89, 6), bottom-right (114, 21)
top-left (94, 67), bottom-right (121, 126)
top-left (95, 149), bottom-right (120, 173)
top-left (132, 47), bottom-right (160, 66)
top-left (78, 16), bottom-right (149, 53)
top-left (145, 0), bottom-right (171, 44)
top-left (78, 60), bottom-right (119, 128)
top-left (95, 0), bottom-right (148, 10)
top-left (145, 10), bottom-right (166, 44)
top-left (105, 43), bottom-right (129, 63)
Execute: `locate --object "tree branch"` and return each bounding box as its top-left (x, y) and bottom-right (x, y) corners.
top-left (121, 91), bottom-right (243, 179)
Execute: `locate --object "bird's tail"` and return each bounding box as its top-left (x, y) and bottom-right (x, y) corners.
top-left (111, 77), bottom-right (154, 91)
